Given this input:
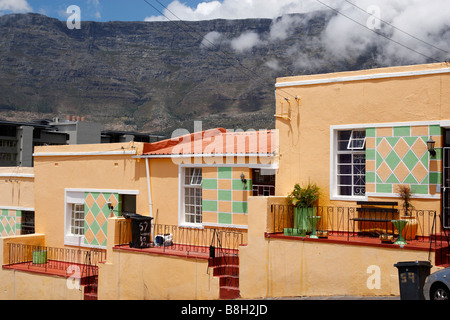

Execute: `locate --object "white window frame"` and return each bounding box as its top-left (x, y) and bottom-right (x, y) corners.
top-left (64, 191), bottom-right (85, 246)
top-left (330, 128), bottom-right (367, 201)
top-left (70, 203), bottom-right (85, 236)
top-left (179, 166), bottom-right (203, 227)
top-left (347, 130), bottom-right (366, 150)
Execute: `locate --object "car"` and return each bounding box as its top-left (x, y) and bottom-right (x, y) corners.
top-left (423, 267), bottom-right (450, 300)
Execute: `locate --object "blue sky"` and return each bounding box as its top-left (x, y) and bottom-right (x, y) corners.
top-left (0, 0), bottom-right (207, 22)
top-left (0, 0), bottom-right (314, 22)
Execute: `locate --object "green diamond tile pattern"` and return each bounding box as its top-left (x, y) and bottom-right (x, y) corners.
top-left (0, 209), bottom-right (16, 237)
top-left (367, 125), bottom-right (441, 196)
top-left (403, 150), bottom-right (419, 171)
top-left (84, 192), bottom-right (119, 247)
top-left (385, 150), bottom-right (401, 170)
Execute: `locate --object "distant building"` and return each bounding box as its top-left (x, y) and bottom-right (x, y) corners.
top-left (0, 117), bottom-right (165, 167)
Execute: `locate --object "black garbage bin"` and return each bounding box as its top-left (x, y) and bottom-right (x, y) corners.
top-left (394, 260), bottom-right (432, 300)
top-left (123, 213), bottom-right (153, 249)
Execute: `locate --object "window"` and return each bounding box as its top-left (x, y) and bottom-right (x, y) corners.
top-left (65, 191), bottom-right (85, 246)
top-left (252, 168), bottom-right (275, 196)
top-left (183, 168), bottom-right (202, 224)
top-left (336, 130), bottom-right (366, 197)
top-left (21, 211), bottom-right (35, 235)
top-left (122, 194), bottom-right (136, 216)
top-left (70, 204), bottom-right (85, 235)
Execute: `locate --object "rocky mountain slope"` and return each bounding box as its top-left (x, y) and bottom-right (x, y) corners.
top-left (0, 12), bottom-right (418, 135)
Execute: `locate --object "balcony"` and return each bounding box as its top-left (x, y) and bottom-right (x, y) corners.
top-left (114, 220), bottom-right (246, 299)
top-left (268, 204), bottom-right (450, 266)
top-left (3, 241), bottom-right (106, 300)
top-left (115, 220), bottom-right (245, 259)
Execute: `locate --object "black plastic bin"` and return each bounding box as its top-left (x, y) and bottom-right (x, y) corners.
top-left (123, 213), bottom-right (153, 249)
top-left (394, 260), bottom-right (432, 300)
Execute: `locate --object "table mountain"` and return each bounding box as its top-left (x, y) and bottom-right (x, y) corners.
top-left (0, 12), bottom-right (387, 135)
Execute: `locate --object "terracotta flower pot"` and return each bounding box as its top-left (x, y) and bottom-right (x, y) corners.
top-left (400, 215), bottom-right (418, 240)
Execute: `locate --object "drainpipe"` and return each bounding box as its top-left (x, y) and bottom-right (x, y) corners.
top-left (145, 158), bottom-right (153, 218)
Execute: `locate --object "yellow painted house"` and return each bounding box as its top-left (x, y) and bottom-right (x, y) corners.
top-left (0, 167), bottom-right (35, 237)
top-left (274, 62), bottom-right (450, 214)
top-left (1, 128), bottom-right (278, 299)
top-left (238, 62), bottom-right (450, 299)
top-left (1, 62), bottom-right (449, 301)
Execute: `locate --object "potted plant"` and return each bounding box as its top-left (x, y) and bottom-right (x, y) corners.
top-left (396, 185), bottom-right (418, 240)
top-left (286, 183), bottom-right (320, 236)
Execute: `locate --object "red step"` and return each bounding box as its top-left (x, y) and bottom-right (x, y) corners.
top-left (213, 265), bottom-right (239, 277)
top-left (220, 286), bottom-right (240, 299)
top-left (220, 275), bottom-right (239, 288)
top-left (210, 255), bottom-right (240, 299)
top-left (83, 292), bottom-right (98, 300)
top-left (83, 275), bottom-right (98, 300)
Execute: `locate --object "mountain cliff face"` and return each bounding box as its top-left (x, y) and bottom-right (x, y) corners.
top-left (0, 12), bottom-right (383, 135)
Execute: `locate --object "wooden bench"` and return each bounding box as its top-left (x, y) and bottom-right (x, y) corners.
top-left (351, 201), bottom-right (398, 235)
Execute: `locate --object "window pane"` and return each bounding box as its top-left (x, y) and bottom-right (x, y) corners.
top-left (336, 129), bottom-right (366, 196)
top-left (338, 175), bottom-right (352, 185)
top-left (338, 154), bottom-right (352, 163)
top-left (338, 130), bottom-right (351, 151)
top-left (184, 168), bottom-right (202, 224)
top-left (185, 167), bottom-right (202, 186)
top-left (71, 203), bottom-right (85, 235)
top-left (339, 186), bottom-right (352, 195)
top-left (338, 164), bottom-right (352, 174)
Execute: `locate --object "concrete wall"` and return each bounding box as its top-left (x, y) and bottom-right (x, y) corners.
top-left (98, 216), bottom-right (220, 300)
top-left (0, 234), bottom-right (83, 300)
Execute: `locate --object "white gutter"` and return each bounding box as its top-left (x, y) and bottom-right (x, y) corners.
top-left (135, 153), bottom-right (276, 159)
top-left (33, 150), bottom-right (137, 157)
top-left (275, 67), bottom-right (450, 88)
top-left (0, 173), bottom-right (35, 178)
top-left (145, 158), bottom-right (153, 218)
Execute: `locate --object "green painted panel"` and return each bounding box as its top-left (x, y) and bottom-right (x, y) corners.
top-left (376, 184), bottom-right (392, 193)
top-left (411, 185), bottom-right (428, 195)
top-left (393, 126), bottom-right (410, 137)
top-left (366, 172), bottom-right (376, 183)
top-left (366, 128), bottom-right (376, 138)
top-left (366, 149), bottom-right (375, 161)
top-left (218, 167), bottom-right (232, 179)
top-left (218, 212), bottom-right (232, 224)
top-left (202, 200), bottom-right (218, 212)
top-left (218, 190), bottom-right (232, 201)
top-left (202, 178), bottom-right (218, 190)
top-left (232, 201), bottom-right (248, 214)
top-left (429, 125), bottom-right (442, 136)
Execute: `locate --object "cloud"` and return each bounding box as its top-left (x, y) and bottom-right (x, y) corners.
top-left (230, 31), bottom-right (264, 53)
top-left (148, 0), bottom-right (450, 65)
top-left (269, 14), bottom-right (305, 41)
top-left (0, 0), bottom-right (31, 13)
top-left (265, 59), bottom-right (281, 71)
top-left (319, 0), bottom-right (450, 64)
top-left (145, 0), bottom-right (316, 21)
top-left (200, 31), bottom-right (223, 49)
top-left (201, 30), bottom-right (264, 53)
top-left (87, 0), bottom-right (102, 20)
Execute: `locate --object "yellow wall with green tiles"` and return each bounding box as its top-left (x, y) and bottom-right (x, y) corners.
top-left (275, 62), bottom-right (449, 212)
top-left (365, 125), bottom-right (442, 196)
top-left (0, 167), bottom-right (35, 237)
top-left (33, 142), bottom-right (149, 248)
top-left (202, 166), bottom-right (251, 227)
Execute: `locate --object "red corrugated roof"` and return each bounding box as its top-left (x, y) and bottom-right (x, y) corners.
top-left (142, 128), bottom-right (277, 156)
